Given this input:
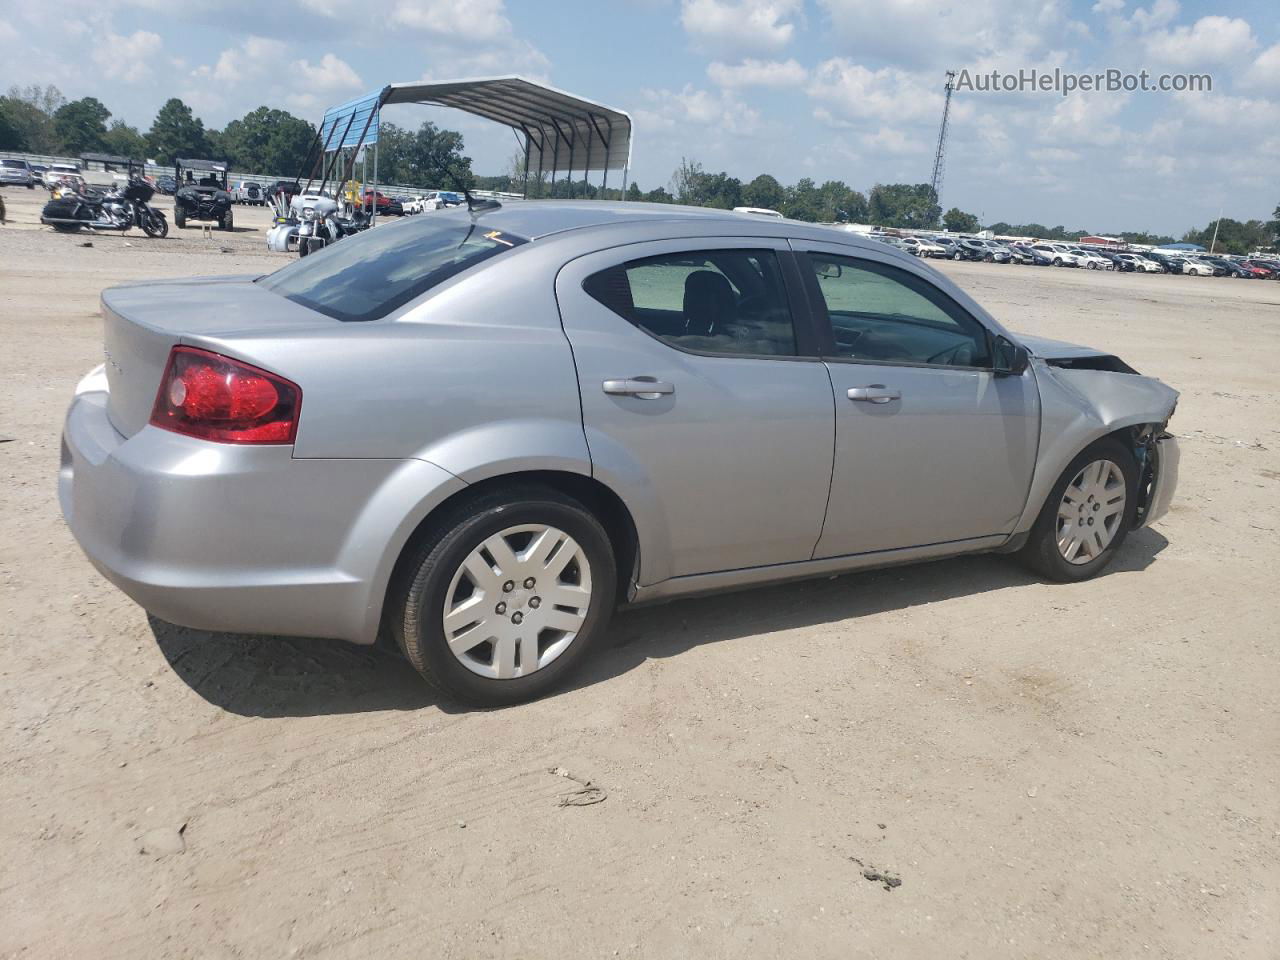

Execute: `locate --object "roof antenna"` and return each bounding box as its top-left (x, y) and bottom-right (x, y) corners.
top-left (438, 157), bottom-right (501, 214)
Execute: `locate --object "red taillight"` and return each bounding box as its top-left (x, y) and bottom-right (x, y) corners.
top-left (149, 346), bottom-right (301, 444)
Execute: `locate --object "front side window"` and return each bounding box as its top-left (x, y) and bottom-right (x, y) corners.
top-left (803, 254), bottom-right (991, 368)
top-left (583, 249), bottom-right (798, 357)
top-left (258, 216), bottom-right (526, 322)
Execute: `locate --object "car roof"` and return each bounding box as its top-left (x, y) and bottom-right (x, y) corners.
top-left (460, 200), bottom-right (820, 241)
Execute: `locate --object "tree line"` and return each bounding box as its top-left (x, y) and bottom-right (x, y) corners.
top-left (3, 86), bottom-right (1275, 251)
top-left (0, 85), bottom-right (477, 187)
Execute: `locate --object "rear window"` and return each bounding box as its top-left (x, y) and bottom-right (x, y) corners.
top-left (2, 159), bottom-right (29, 168)
top-left (258, 216), bottom-right (527, 322)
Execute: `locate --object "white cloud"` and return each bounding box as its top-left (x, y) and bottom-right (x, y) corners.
top-left (92, 30), bottom-right (163, 85)
top-left (390, 0), bottom-right (513, 40)
top-left (1092, 0), bottom-right (1123, 12)
top-left (707, 58), bottom-right (806, 87)
top-left (637, 84), bottom-right (763, 136)
top-left (290, 53), bottom-right (363, 94)
top-left (681, 0), bottom-right (802, 55)
top-left (1140, 15), bottom-right (1256, 67)
top-left (1241, 43), bottom-right (1280, 92)
top-left (816, 0), bottom-right (1084, 69)
top-left (1127, 0), bottom-right (1179, 31)
top-left (807, 59), bottom-right (941, 126)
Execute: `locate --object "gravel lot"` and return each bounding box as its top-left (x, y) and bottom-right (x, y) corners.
top-left (1, 189), bottom-right (1277, 959)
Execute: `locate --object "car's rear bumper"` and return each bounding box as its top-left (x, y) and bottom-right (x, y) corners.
top-left (60, 366), bottom-right (466, 644)
top-left (1140, 433), bottom-right (1180, 528)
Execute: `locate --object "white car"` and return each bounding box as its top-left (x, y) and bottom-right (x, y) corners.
top-left (1070, 247), bottom-right (1114, 270)
top-left (405, 195), bottom-right (445, 215)
top-left (1032, 243), bottom-right (1082, 267)
top-left (732, 206), bottom-right (784, 219)
top-left (231, 181), bottom-right (267, 206)
top-left (898, 236), bottom-right (947, 257)
top-left (1176, 258), bottom-right (1214, 277)
top-left (1115, 253), bottom-right (1162, 273)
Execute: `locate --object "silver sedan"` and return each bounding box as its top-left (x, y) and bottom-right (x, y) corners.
top-left (59, 202), bottom-right (1180, 705)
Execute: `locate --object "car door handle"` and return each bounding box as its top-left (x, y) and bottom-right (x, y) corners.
top-left (847, 385), bottom-right (901, 404)
top-left (603, 377), bottom-right (675, 399)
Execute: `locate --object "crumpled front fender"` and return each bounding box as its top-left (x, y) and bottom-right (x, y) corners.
top-left (1015, 362), bottom-right (1179, 533)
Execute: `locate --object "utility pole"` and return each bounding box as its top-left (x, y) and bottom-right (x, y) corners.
top-left (1209, 206), bottom-right (1223, 253)
top-left (930, 70), bottom-right (956, 209)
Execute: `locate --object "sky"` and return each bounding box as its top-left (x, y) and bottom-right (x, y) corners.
top-left (2, 0), bottom-right (1277, 234)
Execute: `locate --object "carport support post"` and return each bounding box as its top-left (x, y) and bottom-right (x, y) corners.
top-left (371, 138), bottom-right (378, 226)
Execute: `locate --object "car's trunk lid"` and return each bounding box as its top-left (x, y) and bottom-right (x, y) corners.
top-left (101, 276), bottom-right (328, 437)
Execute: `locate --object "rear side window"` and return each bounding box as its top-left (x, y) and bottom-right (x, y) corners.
top-left (583, 249), bottom-right (797, 357)
top-left (258, 217), bottom-right (526, 322)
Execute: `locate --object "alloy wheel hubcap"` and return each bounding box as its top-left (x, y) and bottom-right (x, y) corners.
top-left (1056, 459), bottom-right (1126, 564)
top-left (442, 523), bottom-right (592, 680)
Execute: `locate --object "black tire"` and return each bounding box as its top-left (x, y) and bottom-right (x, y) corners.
top-left (1017, 436), bottom-right (1138, 582)
top-left (174, 207), bottom-right (186, 229)
top-left (220, 209), bottom-right (233, 231)
top-left (952, 251), bottom-right (962, 261)
top-left (51, 223), bottom-right (82, 233)
top-left (1053, 257), bottom-right (1062, 266)
top-left (298, 236), bottom-right (313, 257)
top-left (389, 486), bottom-right (617, 706)
top-left (142, 211), bottom-right (168, 238)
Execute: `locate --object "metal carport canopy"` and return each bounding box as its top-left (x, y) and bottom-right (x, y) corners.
top-left (381, 76), bottom-right (633, 179)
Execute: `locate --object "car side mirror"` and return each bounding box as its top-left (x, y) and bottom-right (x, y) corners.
top-left (993, 336), bottom-right (1030, 376)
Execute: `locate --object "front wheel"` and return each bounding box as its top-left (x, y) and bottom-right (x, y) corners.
top-left (953, 251), bottom-right (962, 261)
top-left (142, 211), bottom-right (168, 238)
top-left (389, 487), bottom-right (617, 706)
top-left (174, 207), bottom-right (186, 229)
top-left (220, 209), bottom-right (233, 231)
top-left (1017, 437), bottom-right (1138, 582)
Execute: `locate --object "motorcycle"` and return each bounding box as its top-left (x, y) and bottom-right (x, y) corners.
top-left (41, 177), bottom-right (168, 238)
top-left (295, 195), bottom-right (369, 257)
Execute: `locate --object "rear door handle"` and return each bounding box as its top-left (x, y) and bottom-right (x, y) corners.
top-left (603, 377), bottom-right (675, 399)
top-left (847, 385), bottom-right (901, 404)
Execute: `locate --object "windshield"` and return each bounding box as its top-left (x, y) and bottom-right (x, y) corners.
top-left (1, 159), bottom-right (28, 168)
top-left (259, 215), bottom-right (528, 322)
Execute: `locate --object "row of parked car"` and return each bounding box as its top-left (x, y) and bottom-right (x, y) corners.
top-left (881, 233), bottom-right (1279, 279)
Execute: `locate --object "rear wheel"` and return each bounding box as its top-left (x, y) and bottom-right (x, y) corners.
top-left (51, 223), bottom-right (82, 233)
top-left (220, 209), bottom-right (234, 231)
top-left (389, 487), bottom-right (617, 706)
top-left (1018, 437), bottom-right (1137, 582)
top-left (953, 251), bottom-right (962, 261)
top-left (174, 207), bottom-right (186, 229)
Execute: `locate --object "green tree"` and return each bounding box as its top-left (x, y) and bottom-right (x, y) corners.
top-left (1181, 217), bottom-right (1270, 255)
top-left (670, 157), bottom-right (705, 204)
top-left (218, 106), bottom-right (316, 175)
top-left (626, 181), bottom-right (642, 201)
top-left (101, 120), bottom-right (148, 159)
top-left (147, 98), bottom-right (210, 165)
top-left (2, 84), bottom-right (64, 152)
top-left (643, 185), bottom-right (673, 203)
top-left (942, 207), bottom-right (981, 233)
top-left (376, 121), bottom-right (472, 188)
top-left (782, 178), bottom-right (821, 221)
top-left (0, 100), bottom-right (24, 150)
top-left (1269, 204), bottom-right (1280, 248)
top-left (742, 173), bottom-right (785, 211)
top-left (817, 180), bottom-right (867, 223)
top-left (52, 97), bottom-right (111, 154)
top-left (868, 183), bottom-right (941, 229)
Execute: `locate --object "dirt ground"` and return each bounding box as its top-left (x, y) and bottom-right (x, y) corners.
top-left (1, 188), bottom-right (1277, 960)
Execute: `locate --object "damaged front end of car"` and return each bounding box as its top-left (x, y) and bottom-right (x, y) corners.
top-left (1016, 334), bottom-right (1181, 533)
